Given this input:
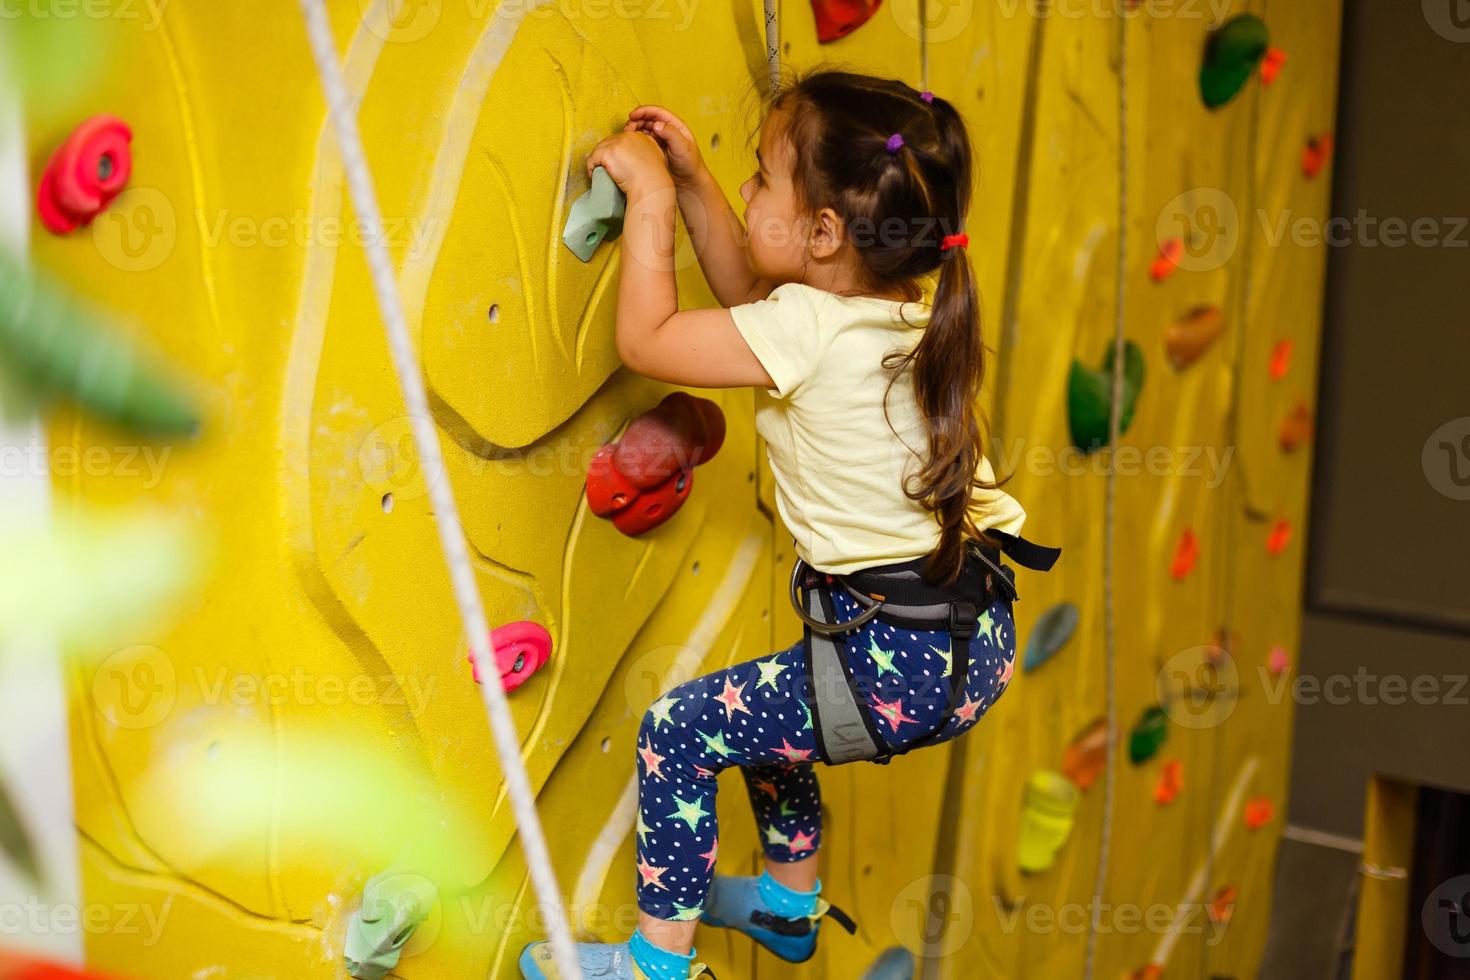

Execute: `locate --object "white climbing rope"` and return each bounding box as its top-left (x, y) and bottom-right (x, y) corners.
top-left (1085, 10), bottom-right (1129, 980)
top-left (295, 4), bottom-right (583, 978)
top-left (763, 0), bottom-right (781, 92)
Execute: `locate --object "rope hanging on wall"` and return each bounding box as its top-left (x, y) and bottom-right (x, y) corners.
top-left (764, 0), bottom-right (781, 91)
top-left (294, 3), bottom-right (584, 978)
top-left (1085, 9), bottom-right (1130, 980)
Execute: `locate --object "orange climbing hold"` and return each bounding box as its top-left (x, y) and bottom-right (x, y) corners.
top-left (1128, 965), bottom-right (1164, 980)
top-left (1164, 305), bottom-right (1225, 369)
top-left (37, 115), bottom-right (133, 234)
top-left (1171, 528), bottom-right (1200, 581)
top-left (1269, 339), bottom-right (1293, 379)
top-left (1244, 796), bottom-right (1275, 830)
top-left (810, 0), bottom-right (883, 43)
top-left (1154, 759), bottom-right (1184, 805)
top-left (1302, 133), bottom-right (1334, 179)
top-left (1150, 238), bottom-right (1184, 282)
top-left (1209, 884), bottom-right (1238, 924)
top-left (1260, 47), bottom-right (1287, 84)
top-left (1266, 518), bottom-right (1292, 556)
top-left (1279, 400), bottom-right (1313, 452)
top-left (1062, 718), bottom-right (1109, 792)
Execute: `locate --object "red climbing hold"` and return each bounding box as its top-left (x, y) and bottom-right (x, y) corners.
top-left (1244, 796), bottom-right (1274, 830)
top-left (468, 620), bottom-right (552, 692)
top-left (1302, 133), bottom-right (1334, 180)
top-left (586, 392), bottom-right (725, 537)
top-left (810, 0), bottom-right (883, 43)
top-left (1153, 759), bottom-right (1184, 806)
top-left (37, 115), bottom-right (133, 234)
top-left (1266, 518), bottom-right (1292, 556)
top-left (1150, 238), bottom-right (1184, 282)
top-left (1259, 47), bottom-right (1287, 85)
top-left (1171, 528), bottom-right (1200, 581)
top-left (1269, 339), bottom-right (1293, 380)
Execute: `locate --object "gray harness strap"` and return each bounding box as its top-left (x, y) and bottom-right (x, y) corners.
top-left (804, 581), bottom-right (887, 764)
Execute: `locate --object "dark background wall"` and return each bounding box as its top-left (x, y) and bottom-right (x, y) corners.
top-left (1264, 1), bottom-right (1470, 976)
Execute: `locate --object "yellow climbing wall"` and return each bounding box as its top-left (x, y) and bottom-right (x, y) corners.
top-left (29, 0), bottom-right (1340, 977)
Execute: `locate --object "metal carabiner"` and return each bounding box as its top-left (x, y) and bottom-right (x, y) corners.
top-left (788, 557), bottom-right (885, 635)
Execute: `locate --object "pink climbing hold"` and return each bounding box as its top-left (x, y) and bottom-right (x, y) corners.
top-left (586, 392), bottom-right (725, 537)
top-left (467, 620), bottom-right (552, 692)
top-left (37, 115), bottom-right (133, 234)
top-left (1268, 645), bottom-right (1290, 678)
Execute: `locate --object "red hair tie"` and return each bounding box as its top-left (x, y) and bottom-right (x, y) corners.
top-left (940, 232), bottom-right (969, 252)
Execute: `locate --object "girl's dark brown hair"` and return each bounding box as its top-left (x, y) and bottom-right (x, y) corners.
top-left (766, 68), bottom-right (999, 587)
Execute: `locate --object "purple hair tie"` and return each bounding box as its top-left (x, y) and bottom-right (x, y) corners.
top-left (920, 90), bottom-right (935, 104)
top-left (885, 132), bottom-right (905, 154)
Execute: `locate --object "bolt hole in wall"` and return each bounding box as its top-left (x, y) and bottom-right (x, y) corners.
top-left (381, 492), bottom-right (393, 514)
top-left (710, 132), bottom-right (720, 151)
top-left (600, 738), bottom-right (611, 754)
top-left (487, 303), bottom-right (500, 324)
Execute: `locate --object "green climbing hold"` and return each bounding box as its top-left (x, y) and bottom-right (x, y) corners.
top-left (1199, 14), bottom-right (1269, 109)
top-left (562, 165), bottom-right (626, 262)
top-left (1067, 340), bottom-right (1145, 453)
top-left (344, 870), bottom-right (439, 980)
top-left (1023, 602), bottom-right (1079, 673)
top-left (0, 252), bottom-right (199, 435)
top-left (1128, 705), bottom-right (1169, 764)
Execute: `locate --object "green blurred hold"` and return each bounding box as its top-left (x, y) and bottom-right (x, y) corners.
top-left (344, 870), bottom-right (439, 980)
top-left (0, 252), bottom-right (200, 436)
top-left (1199, 14), bottom-right (1269, 110)
top-left (0, 510), bottom-right (198, 650)
top-left (1067, 340), bottom-right (1144, 453)
top-left (1017, 770), bottom-right (1079, 874)
top-left (1128, 705), bottom-right (1170, 765)
top-left (562, 165), bottom-right (626, 262)
top-left (0, 781), bottom-right (40, 887)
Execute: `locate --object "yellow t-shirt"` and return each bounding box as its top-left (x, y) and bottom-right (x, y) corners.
top-left (729, 281), bottom-right (1026, 575)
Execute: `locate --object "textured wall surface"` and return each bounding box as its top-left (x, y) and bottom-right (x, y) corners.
top-left (33, 0), bottom-right (1341, 976)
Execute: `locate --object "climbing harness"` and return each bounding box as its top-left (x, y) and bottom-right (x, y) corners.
top-left (790, 533), bottom-right (1060, 766)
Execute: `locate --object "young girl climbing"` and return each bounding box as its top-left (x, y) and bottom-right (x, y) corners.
top-left (522, 69), bottom-right (1057, 980)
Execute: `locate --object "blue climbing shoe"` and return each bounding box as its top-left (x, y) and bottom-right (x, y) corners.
top-left (701, 872), bottom-right (856, 963)
top-left (518, 932), bottom-right (713, 980)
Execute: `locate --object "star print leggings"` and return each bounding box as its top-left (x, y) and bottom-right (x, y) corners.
top-left (633, 582), bottom-right (1016, 920)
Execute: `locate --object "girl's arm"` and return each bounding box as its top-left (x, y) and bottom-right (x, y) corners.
top-left (586, 131), bottom-right (775, 390)
top-left (624, 106), bottom-right (776, 307)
